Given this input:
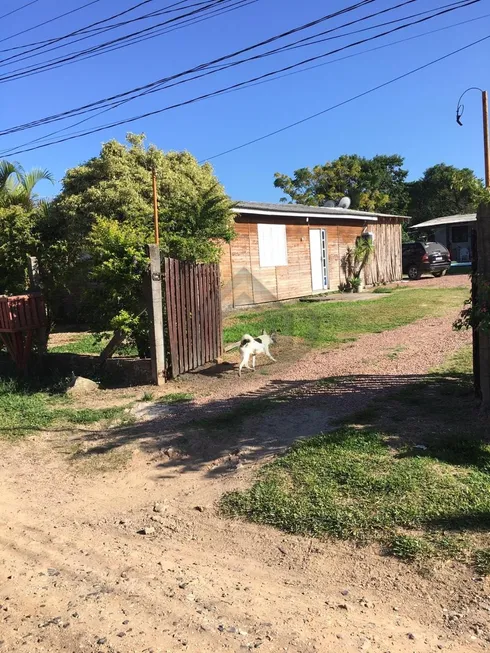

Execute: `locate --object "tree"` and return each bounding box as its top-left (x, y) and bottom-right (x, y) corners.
top-left (407, 164), bottom-right (486, 225)
top-left (0, 205), bottom-right (38, 294)
top-left (0, 160), bottom-right (53, 209)
top-left (44, 134), bottom-right (234, 353)
top-left (274, 154), bottom-right (409, 214)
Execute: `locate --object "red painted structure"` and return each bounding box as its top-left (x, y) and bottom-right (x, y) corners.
top-left (0, 293), bottom-right (46, 370)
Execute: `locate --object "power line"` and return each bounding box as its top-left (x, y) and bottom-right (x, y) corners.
top-left (200, 33), bottom-right (490, 162)
top-left (0, 0), bottom-right (250, 80)
top-left (0, 0), bottom-right (378, 133)
top-left (2, 7), bottom-right (484, 155)
top-left (0, 0), bottom-right (41, 21)
top-left (0, 0), bottom-right (104, 46)
top-left (0, 0), bottom-right (477, 140)
top-left (4, 8), bottom-right (488, 157)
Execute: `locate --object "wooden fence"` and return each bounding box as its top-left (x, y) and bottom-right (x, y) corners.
top-left (163, 257), bottom-right (222, 377)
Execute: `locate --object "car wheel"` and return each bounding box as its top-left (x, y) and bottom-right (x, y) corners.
top-left (408, 264), bottom-right (421, 280)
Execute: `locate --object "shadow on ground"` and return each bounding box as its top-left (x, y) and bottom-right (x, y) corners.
top-left (72, 369), bottom-right (483, 479)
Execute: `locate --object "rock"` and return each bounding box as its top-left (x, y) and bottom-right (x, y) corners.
top-left (153, 503), bottom-right (166, 513)
top-left (122, 620), bottom-right (129, 625)
top-left (150, 515), bottom-right (164, 523)
top-left (47, 568), bottom-right (60, 577)
top-left (96, 637), bottom-right (107, 645)
top-left (360, 639), bottom-right (371, 651)
top-left (194, 506), bottom-right (206, 512)
top-left (67, 376), bottom-right (98, 397)
top-left (337, 603), bottom-right (352, 611)
top-left (340, 590), bottom-right (349, 596)
top-left (138, 527), bottom-right (155, 535)
top-left (117, 631), bottom-right (126, 637)
top-left (407, 633), bottom-right (415, 640)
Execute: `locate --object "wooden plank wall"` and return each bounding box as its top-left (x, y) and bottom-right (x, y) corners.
top-left (220, 216), bottom-right (404, 309)
top-left (364, 217), bottom-right (403, 285)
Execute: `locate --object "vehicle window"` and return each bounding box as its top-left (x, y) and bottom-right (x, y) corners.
top-left (426, 242), bottom-right (447, 254)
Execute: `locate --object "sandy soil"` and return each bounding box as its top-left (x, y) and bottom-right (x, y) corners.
top-left (2, 292), bottom-right (489, 653)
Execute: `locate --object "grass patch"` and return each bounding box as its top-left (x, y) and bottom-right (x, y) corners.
top-left (0, 379), bottom-right (130, 441)
top-left (157, 392), bottom-right (194, 404)
top-left (49, 334), bottom-right (108, 354)
top-left (49, 333), bottom-right (137, 356)
top-left (222, 344), bottom-right (490, 568)
top-left (223, 287), bottom-right (467, 346)
top-left (372, 286), bottom-right (394, 294)
top-left (474, 548), bottom-right (490, 575)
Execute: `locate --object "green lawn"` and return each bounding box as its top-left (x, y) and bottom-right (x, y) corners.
top-left (49, 333), bottom-right (137, 356)
top-left (221, 345), bottom-right (490, 569)
top-left (0, 379), bottom-right (130, 441)
top-left (223, 287), bottom-right (468, 345)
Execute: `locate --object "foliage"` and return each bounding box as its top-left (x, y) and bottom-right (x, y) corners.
top-left (339, 236), bottom-right (375, 292)
top-left (0, 205), bottom-right (38, 294)
top-left (454, 275), bottom-right (490, 334)
top-left (223, 287), bottom-right (468, 345)
top-left (408, 164), bottom-right (487, 225)
top-left (474, 548), bottom-right (490, 575)
top-left (0, 161), bottom-right (54, 294)
top-left (274, 154), bottom-right (409, 214)
top-left (0, 160), bottom-right (53, 209)
top-left (44, 134), bottom-right (233, 347)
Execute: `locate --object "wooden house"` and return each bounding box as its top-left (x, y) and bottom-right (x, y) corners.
top-left (220, 201), bottom-right (408, 310)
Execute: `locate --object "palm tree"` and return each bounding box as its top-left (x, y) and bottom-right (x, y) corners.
top-left (0, 159), bottom-right (54, 209)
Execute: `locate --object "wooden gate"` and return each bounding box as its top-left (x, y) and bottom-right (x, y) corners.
top-left (163, 257), bottom-right (222, 377)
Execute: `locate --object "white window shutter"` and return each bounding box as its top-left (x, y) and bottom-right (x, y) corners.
top-left (258, 224), bottom-right (288, 267)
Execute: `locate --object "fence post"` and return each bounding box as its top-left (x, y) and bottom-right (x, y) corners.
top-left (146, 244), bottom-right (166, 386)
top-left (476, 203), bottom-right (490, 412)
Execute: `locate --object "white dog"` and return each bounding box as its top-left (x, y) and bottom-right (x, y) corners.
top-left (238, 330), bottom-right (277, 376)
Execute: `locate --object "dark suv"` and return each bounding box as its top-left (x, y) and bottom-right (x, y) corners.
top-left (402, 241), bottom-right (451, 280)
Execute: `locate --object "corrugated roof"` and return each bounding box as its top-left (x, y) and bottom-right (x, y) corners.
top-left (233, 200), bottom-right (409, 221)
top-left (409, 213), bottom-right (477, 229)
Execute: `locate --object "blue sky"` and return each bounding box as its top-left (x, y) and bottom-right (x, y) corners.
top-left (0, 0), bottom-right (489, 202)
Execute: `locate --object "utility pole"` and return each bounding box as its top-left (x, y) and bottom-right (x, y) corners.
top-left (456, 87), bottom-right (489, 188)
top-left (152, 167), bottom-right (160, 244)
top-left (482, 90), bottom-right (490, 188)
top-left (456, 87), bottom-right (490, 402)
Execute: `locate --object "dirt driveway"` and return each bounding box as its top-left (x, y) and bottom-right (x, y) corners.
top-left (1, 301), bottom-right (487, 653)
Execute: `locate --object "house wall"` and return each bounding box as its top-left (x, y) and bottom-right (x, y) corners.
top-left (220, 215), bottom-right (404, 309)
top-left (363, 217), bottom-right (403, 285)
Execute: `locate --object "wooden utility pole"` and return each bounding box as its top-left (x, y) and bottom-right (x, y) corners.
top-left (483, 90), bottom-right (490, 188)
top-left (457, 88), bottom-right (490, 400)
top-left (146, 244), bottom-right (165, 385)
top-left (152, 168), bottom-right (160, 245)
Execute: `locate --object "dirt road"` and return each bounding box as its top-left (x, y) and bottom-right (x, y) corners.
top-left (1, 307), bottom-right (488, 653)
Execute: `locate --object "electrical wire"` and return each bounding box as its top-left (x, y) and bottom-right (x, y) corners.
top-left (0, 0), bottom-right (375, 82)
top-left (0, 0), bottom-right (427, 134)
top-left (3, 8), bottom-right (486, 155)
top-left (0, 0), bottom-right (477, 140)
top-left (200, 33), bottom-right (490, 162)
top-left (5, 8), bottom-right (489, 158)
top-left (0, 0), bottom-right (104, 46)
top-left (0, 0), bottom-right (41, 22)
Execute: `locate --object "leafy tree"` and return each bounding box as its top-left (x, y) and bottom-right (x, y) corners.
top-left (407, 164), bottom-right (486, 225)
top-left (43, 134), bottom-right (233, 353)
top-left (0, 160), bottom-right (53, 209)
top-left (274, 154), bottom-right (409, 214)
top-left (0, 206), bottom-right (38, 294)
top-left (0, 160), bottom-right (53, 294)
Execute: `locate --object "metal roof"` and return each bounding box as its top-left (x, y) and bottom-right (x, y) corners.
top-left (232, 201), bottom-right (409, 222)
top-left (409, 213), bottom-right (477, 229)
